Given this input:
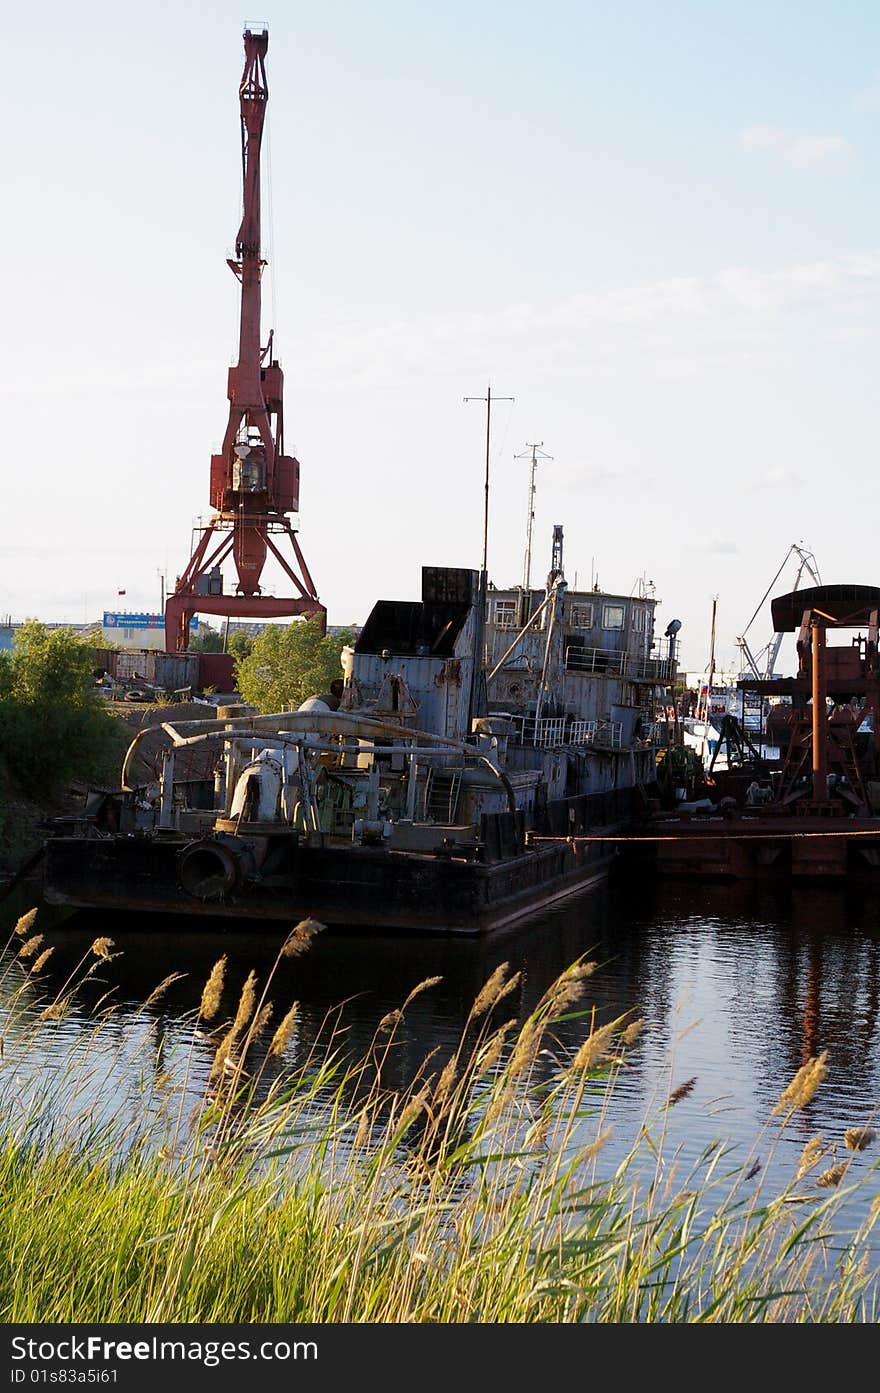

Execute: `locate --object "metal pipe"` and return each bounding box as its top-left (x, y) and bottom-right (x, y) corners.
top-left (534, 583), bottom-right (560, 724)
top-left (811, 620), bottom-right (827, 803)
top-left (486, 590), bottom-right (553, 683)
top-left (156, 734), bottom-right (467, 758)
top-left (406, 750), bottom-right (419, 819)
top-left (158, 751), bottom-right (176, 828)
top-left (121, 711), bottom-right (469, 789)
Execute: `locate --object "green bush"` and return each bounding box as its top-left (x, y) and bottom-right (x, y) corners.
top-left (0, 622), bottom-right (121, 793)
top-left (235, 618), bottom-right (356, 713)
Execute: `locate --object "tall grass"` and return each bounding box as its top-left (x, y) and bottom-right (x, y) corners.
top-left (0, 909), bottom-right (878, 1323)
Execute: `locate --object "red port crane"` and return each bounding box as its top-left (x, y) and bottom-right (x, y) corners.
top-left (164, 28), bottom-right (325, 652)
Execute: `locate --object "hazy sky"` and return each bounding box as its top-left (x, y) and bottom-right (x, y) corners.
top-left (2, 0), bottom-right (878, 670)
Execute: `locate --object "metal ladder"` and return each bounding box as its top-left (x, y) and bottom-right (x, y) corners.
top-left (423, 769), bottom-right (462, 822)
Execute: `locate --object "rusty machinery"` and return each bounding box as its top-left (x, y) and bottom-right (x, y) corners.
top-left (164, 29), bottom-right (325, 653)
top-left (738, 584), bottom-right (880, 813)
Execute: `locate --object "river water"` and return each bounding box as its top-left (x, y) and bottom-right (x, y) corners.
top-left (2, 875), bottom-right (879, 1240)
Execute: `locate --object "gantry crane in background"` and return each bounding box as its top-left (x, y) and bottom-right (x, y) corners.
top-left (736, 543), bottom-right (821, 680)
top-left (164, 28), bottom-right (325, 652)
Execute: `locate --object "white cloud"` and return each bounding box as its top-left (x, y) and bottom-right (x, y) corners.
top-left (737, 125), bottom-right (851, 167)
top-left (290, 250), bottom-right (880, 392)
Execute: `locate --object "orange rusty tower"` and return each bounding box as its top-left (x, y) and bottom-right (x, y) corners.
top-left (165, 28), bottom-right (325, 652)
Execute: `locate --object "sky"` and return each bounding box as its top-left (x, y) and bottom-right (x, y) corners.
top-left (2, 0), bottom-right (879, 672)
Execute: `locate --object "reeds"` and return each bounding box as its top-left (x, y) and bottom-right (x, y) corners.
top-left (0, 919), bottom-right (878, 1324)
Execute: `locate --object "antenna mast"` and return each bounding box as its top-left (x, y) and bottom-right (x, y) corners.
top-left (463, 384), bottom-right (514, 730)
top-left (514, 443), bottom-right (553, 594)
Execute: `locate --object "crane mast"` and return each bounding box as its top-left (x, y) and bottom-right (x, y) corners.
top-left (164, 28), bottom-right (325, 652)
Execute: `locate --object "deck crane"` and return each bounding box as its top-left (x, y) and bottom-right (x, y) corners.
top-left (736, 543), bottom-right (821, 680)
top-left (164, 28), bottom-right (325, 652)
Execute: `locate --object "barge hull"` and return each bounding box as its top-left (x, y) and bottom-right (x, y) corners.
top-left (42, 833), bottom-right (616, 936)
top-left (619, 820), bottom-right (880, 882)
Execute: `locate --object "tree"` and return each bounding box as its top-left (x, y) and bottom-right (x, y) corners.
top-left (190, 623), bottom-right (225, 653)
top-left (235, 619), bottom-right (357, 714)
top-left (227, 631), bottom-right (253, 663)
top-left (0, 622), bottom-right (122, 792)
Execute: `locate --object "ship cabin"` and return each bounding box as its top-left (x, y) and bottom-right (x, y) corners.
top-left (346, 549), bottom-right (676, 832)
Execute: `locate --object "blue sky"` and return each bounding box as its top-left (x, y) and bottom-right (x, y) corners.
top-left (2, 0), bottom-right (879, 669)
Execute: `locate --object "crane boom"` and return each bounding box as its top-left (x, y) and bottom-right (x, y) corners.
top-left (221, 32), bottom-right (273, 484)
top-left (736, 543), bottom-right (821, 679)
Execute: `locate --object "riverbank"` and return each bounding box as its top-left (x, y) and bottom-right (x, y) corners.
top-left (2, 916), bottom-right (879, 1323)
top-left (0, 700), bottom-right (214, 879)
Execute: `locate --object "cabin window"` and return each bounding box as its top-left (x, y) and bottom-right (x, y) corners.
top-left (602, 604), bottom-right (625, 630)
top-left (494, 600), bottom-right (518, 629)
top-left (632, 608), bottom-right (645, 632)
top-left (569, 603), bottom-right (593, 628)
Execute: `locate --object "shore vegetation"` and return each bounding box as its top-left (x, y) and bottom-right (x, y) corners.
top-left (0, 910), bottom-right (878, 1324)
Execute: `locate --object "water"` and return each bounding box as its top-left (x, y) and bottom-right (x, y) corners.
top-left (3, 876), bottom-right (880, 1236)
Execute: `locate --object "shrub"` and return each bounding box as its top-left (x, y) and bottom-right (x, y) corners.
top-left (0, 622), bottom-right (121, 793)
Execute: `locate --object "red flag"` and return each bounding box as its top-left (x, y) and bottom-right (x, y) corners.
top-left (118, 589), bottom-right (126, 596)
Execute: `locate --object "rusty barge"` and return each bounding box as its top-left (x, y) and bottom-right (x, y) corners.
top-left (41, 562), bottom-right (676, 935)
top-left (620, 583), bottom-right (880, 883)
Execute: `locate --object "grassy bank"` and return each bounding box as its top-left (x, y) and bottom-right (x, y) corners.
top-left (1, 915), bottom-right (878, 1323)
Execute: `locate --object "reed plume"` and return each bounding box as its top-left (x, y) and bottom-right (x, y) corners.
top-left (397, 1086), bottom-right (429, 1134)
top-left (403, 975), bottom-right (443, 1009)
top-left (469, 963), bottom-right (520, 1021)
top-left (144, 973), bottom-right (186, 1008)
top-left (473, 1019), bottom-right (517, 1078)
top-left (199, 956), bottom-right (227, 1021)
top-left (508, 1018), bottom-right (541, 1079)
top-left (267, 1002), bottom-right (299, 1059)
top-left (30, 948), bottom-right (55, 975)
top-left (39, 1000), bottom-right (68, 1021)
top-left (252, 1002), bottom-right (274, 1038)
top-left (816, 1162), bottom-right (848, 1189)
top-left (208, 1028), bottom-right (237, 1081)
top-left (231, 971), bottom-right (258, 1035)
top-left (538, 960), bottom-right (597, 1022)
top-left (90, 938), bottom-right (114, 960)
top-left (664, 1076), bottom-right (698, 1109)
top-left (621, 1018), bottom-right (645, 1047)
top-left (281, 917), bottom-right (324, 958)
top-left (18, 935), bottom-right (44, 960)
top-left (773, 1051), bottom-right (828, 1116)
top-left (13, 908), bottom-right (38, 937)
top-left (570, 1021), bottom-right (619, 1073)
top-left (796, 1135), bottom-right (826, 1179)
top-left (377, 1009), bottom-right (403, 1034)
top-left (844, 1126), bottom-right (876, 1152)
top-left (432, 1058), bottom-right (458, 1110)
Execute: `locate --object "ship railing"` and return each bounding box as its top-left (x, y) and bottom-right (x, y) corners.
top-left (564, 645), bottom-right (676, 682)
top-left (508, 716), bottom-right (624, 749)
top-left (569, 718), bottom-right (624, 748)
top-left (529, 717), bottom-right (567, 747)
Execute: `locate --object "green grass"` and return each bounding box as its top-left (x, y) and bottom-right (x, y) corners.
top-left (1, 917), bottom-right (878, 1324)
